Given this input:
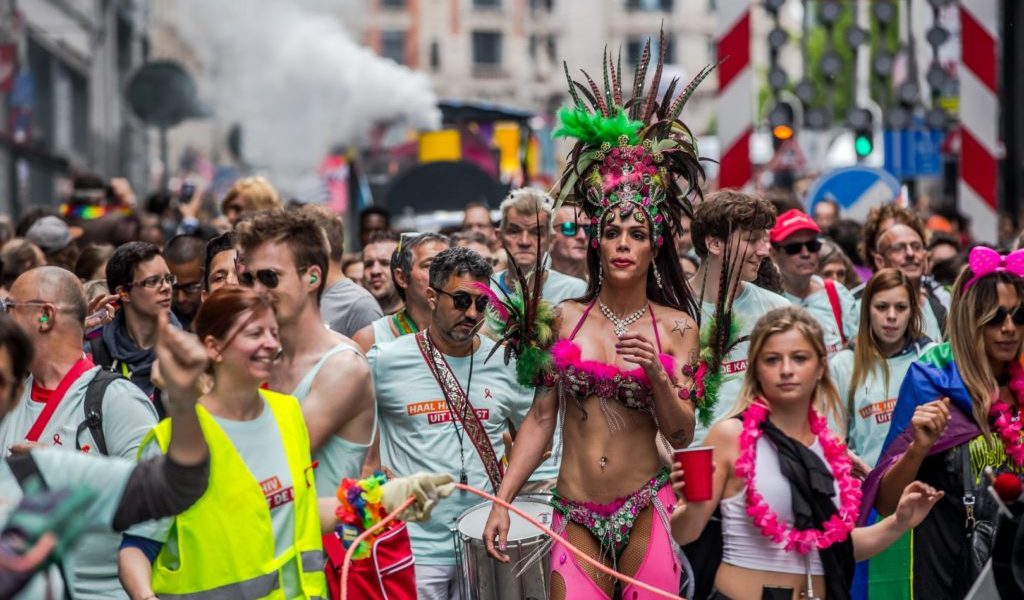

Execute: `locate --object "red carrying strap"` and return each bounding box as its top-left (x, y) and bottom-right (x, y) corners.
top-left (25, 358), bottom-right (95, 443)
top-left (823, 279), bottom-right (846, 347)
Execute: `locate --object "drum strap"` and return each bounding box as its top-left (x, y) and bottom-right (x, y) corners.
top-left (416, 330), bottom-right (504, 492)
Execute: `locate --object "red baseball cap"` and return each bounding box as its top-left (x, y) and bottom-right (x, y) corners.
top-left (770, 209), bottom-right (821, 243)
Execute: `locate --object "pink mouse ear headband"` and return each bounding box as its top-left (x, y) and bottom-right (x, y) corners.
top-left (963, 247), bottom-right (1024, 291)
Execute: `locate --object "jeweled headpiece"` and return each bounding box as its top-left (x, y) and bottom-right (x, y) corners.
top-left (553, 31), bottom-right (714, 248)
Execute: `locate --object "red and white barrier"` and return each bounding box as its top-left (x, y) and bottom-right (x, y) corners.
top-left (958, 0), bottom-right (999, 242)
top-left (716, 0), bottom-right (752, 190)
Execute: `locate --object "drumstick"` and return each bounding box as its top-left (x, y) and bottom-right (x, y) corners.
top-left (338, 485), bottom-right (686, 600)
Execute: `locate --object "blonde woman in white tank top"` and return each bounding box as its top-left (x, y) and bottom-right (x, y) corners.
top-left (670, 307), bottom-right (942, 600)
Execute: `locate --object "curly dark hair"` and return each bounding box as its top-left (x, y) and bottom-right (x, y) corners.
top-left (428, 246), bottom-right (493, 290)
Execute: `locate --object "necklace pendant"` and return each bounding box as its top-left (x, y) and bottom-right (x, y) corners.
top-left (599, 456), bottom-right (608, 470)
top-left (614, 325), bottom-right (626, 338)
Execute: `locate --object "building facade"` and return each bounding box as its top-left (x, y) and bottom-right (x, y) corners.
top-left (0, 0), bottom-right (151, 217)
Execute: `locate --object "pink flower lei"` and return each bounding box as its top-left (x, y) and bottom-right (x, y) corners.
top-left (989, 361), bottom-right (1024, 467)
top-left (734, 400), bottom-right (863, 554)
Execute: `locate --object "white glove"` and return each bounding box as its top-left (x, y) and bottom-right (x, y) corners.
top-left (381, 472), bottom-right (457, 522)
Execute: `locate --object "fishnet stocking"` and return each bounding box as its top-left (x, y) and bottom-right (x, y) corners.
top-left (550, 571), bottom-right (567, 600)
top-left (557, 505), bottom-right (656, 597)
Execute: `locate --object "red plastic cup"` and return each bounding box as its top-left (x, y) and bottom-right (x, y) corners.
top-left (674, 447), bottom-right (714, 502)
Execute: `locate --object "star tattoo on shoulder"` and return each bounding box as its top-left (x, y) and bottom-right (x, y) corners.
top-left (671, 319), bottom-right (693, 337)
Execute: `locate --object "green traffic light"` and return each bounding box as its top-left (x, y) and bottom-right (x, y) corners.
top-left (854, 135), bottom-right (873, 157)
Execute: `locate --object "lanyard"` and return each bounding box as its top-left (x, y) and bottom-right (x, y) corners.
top-left (25, 357), bottom-right (95, 442)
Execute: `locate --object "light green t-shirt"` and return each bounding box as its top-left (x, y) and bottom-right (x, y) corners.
top-left (783, 276), bottom-right (860, 356)
top-left (829, 341), bottom-right (935, 467)
top-left (129, 398), bottom-right (304, 598)
top-left (693, 282), bottom-right (791, 445)
top-left (0, 366), bottom-right (158, 599)
top-left (291, 343), bottom-right (376, 496)
top-left (369, 334), bottom-right (528, 565)
top-left (1, 448), bottom-right (139, 599)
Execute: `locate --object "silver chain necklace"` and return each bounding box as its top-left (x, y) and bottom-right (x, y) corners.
top-left (599, 300), bottom-right (648, 337)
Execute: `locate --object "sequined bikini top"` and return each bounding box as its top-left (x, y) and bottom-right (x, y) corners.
top-left (550, 301), bottom-right (676, 413)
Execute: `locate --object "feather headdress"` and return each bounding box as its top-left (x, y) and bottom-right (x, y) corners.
top-left (553, 29), bottom-right (716, 247)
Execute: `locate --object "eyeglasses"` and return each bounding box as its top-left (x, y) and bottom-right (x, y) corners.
top-left (881, 241), bottom-right (925, 257)
top-left (433, 288), bottom-right (489, 312)
top-left (557, 221), bottom-right (588, 237)
top-left (1, 298), bottom-right (57, 313)
top-left (128, 274), bottom-right (177, 289)
top-left (986, 305), bottom-right (1024, 327)
top-left (173, 281), bottom-right (204, 294)
top-left (774, 239), bottom-right (823, 256)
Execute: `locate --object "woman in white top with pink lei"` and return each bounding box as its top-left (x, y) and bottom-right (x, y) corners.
top-left (670, 306), bottom-right (942, 600)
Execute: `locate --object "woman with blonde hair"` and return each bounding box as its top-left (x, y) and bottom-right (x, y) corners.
top-left (671, 306), bottom-right (941, 600)
top-left (863, 247), bottom-right (1024, 599)
top-left (221, 176), bottom-right (281, 226)
top-left (830, 269), bottom-right (934, 467)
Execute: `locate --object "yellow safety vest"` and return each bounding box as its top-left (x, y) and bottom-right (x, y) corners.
top-left (140, 389), bottom-right (327, 599)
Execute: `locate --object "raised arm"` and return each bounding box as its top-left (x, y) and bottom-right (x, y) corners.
top-left (876, 399), bottom-right (950, 515)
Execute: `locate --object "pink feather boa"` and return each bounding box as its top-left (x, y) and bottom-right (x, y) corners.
top-left (734, 400), bottom-right (862, 554)
top-left (990, 361), bottom-right (1024, 467)
top-left (550, 338), bottom-right (676, 386)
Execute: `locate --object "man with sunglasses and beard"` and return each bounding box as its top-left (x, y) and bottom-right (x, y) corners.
top-left (770, 209), bottom-right (859, 356)
top-left (368, 247), bottom-right (527, 600)
top-left (235, 210), bottom-right (376, 495)
top-left (549, 204), bottom-right (589, 281)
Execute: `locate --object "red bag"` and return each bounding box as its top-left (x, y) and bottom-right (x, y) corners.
top-left (323, 522), bottom-right (417, 600)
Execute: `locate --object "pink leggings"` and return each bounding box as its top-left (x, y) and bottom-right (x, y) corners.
top-left (548, 484), bottom-right (681, 599)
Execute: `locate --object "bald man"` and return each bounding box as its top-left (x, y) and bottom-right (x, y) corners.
top-left (0, 266), bottom-right (158, 599)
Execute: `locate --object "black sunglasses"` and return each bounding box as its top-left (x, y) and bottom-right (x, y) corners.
top-left (434, 288), bottom-right (489, 312)
top-left (986, 305), bottom-right (1024, 327)
top-left (239, 269), bottom-right (284, 289)
top-left (775, 239), bottom-right (823, 256)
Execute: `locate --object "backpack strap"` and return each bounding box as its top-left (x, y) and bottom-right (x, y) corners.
top-left (87, 337), bottom-right (116, 372)
top-left (823, 279), bottom-right (847, 347)
top-left (75, 370), bottom-right (120, 455)
top-left (926, 289), bottom-right (948, 340)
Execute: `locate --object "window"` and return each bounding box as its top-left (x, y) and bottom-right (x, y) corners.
top-left (381, 0), bottom-right (406, 7)
top-left (625, 0), bottom-right (673, 11)
top-left (430, 40), bottom-right (441, 71)
top-left (474, 0), bottom-right (501, 9)
top-left (380, 30), bottom-right (406, 65)
top-left (626, 34), bottom-right (675, 65)
top-left (472, 31), bottom-right (503, 69)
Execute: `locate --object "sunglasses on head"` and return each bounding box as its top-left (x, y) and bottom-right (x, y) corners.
top-left (775, 239), bottom-right (823, 256)
top-left (986, 305), bottom-right (1024, 327)
top-left (433, 288), bottom-right (489, 312)
top-left (557, 221), bottom-right (587, 237)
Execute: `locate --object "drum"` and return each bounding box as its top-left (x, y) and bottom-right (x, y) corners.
top-left (453, 496), bottom-right (552, 600)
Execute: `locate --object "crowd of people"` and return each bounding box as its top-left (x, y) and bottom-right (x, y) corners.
top-left (0, 38), bottom-right (1022, 600)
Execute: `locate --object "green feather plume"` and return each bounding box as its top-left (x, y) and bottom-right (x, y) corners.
top-left (553, 106), bottom-right (643, 147)
top-left (695, 315), bottom-right (743, 428)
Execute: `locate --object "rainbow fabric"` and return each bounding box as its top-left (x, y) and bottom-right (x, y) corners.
top-left (334, 472), bottom-right (390, 560)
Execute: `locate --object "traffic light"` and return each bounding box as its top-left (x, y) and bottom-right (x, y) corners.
top-left (848, 107), bottom-right (874, 159)
top-left (768, 101), bottom-right (796, 149)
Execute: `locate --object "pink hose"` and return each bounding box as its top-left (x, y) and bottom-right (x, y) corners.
top-left (339, 483), bottom-right (685, 600)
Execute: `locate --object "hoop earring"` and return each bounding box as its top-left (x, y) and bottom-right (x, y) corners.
top-left (654, 267), bottom-right (664, 290)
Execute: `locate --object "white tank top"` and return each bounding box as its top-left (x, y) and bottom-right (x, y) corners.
top-left (719, 436), bottom-right (838, 575)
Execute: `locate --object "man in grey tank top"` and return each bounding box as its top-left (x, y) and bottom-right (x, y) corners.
top-left (235, 210), bottom-right (376, 495)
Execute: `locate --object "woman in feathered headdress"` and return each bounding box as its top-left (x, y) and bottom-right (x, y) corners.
top-left (480, 32), bottom-right (713, 598)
